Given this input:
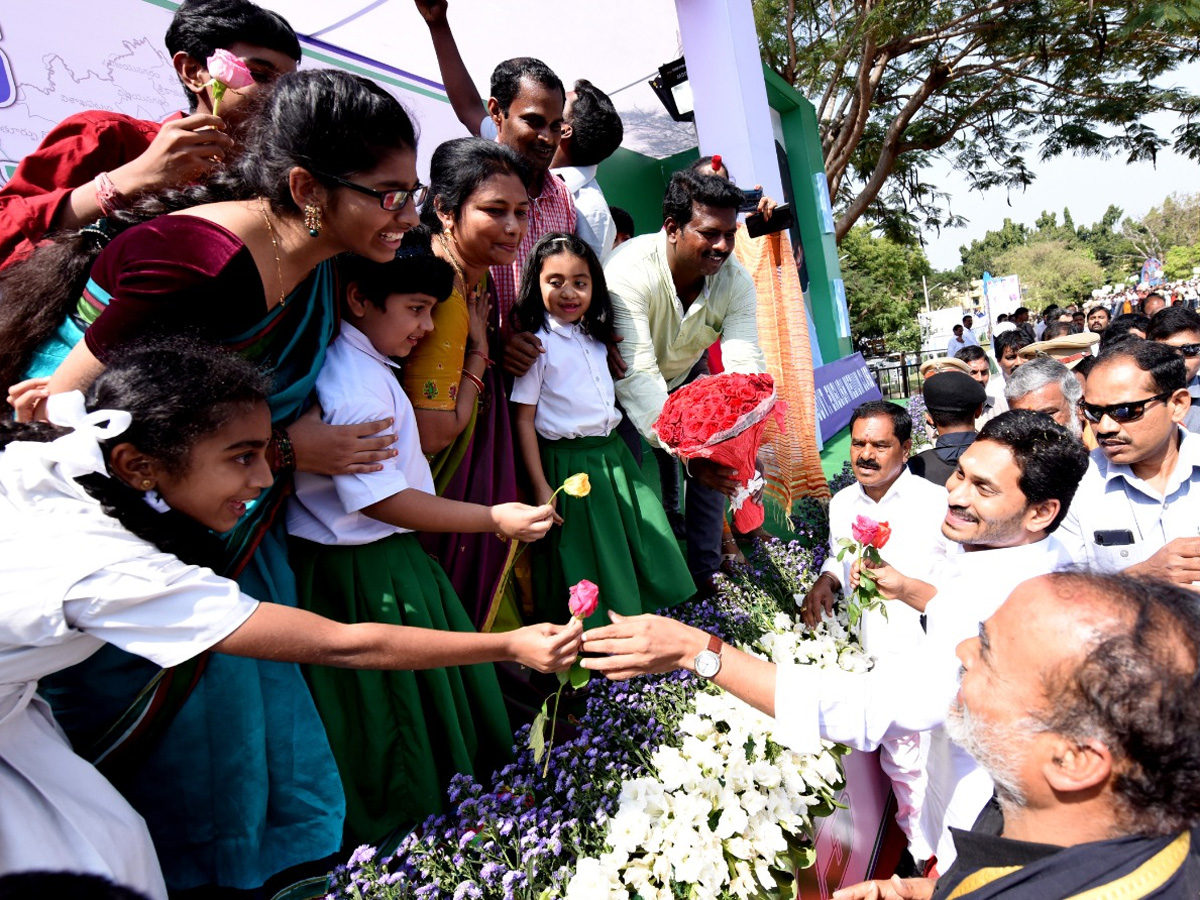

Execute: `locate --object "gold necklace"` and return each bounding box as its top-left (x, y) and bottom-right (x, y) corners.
top-left (259, 199), bottom-right (288, 309)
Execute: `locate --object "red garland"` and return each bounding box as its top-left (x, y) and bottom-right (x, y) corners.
top-left (653, 372), bottom-right (786, 531)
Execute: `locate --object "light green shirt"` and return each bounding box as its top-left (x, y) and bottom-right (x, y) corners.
top-left (606, 230), bottom-right (766, 447)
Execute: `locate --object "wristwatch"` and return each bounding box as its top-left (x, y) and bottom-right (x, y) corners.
top-left (693, 634), bottom-right (723, 679)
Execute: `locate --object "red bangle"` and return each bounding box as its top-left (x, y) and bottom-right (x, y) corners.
top-left (461, 369), bottom-right (486, 394)
top-left (468, 348), bottom-right (493, 367)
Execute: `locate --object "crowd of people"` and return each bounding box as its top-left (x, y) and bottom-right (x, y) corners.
top-left (1, 2), bottom-right (1198, 900)
top-left (0, 1), bottom-right (779, 897)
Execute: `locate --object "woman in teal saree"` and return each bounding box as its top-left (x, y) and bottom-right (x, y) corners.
top-left (6, 70), bottom-right (423, 893)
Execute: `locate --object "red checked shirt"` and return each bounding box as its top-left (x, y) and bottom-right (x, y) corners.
top-left (489, 169), bottom-right (576, 334)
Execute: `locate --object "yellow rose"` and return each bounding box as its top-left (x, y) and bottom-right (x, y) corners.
top-left (562, 473), bottom-right (591, 498)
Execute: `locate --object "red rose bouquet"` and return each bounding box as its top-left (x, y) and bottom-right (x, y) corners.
top-left (653, 372), bottom-right (785, 531)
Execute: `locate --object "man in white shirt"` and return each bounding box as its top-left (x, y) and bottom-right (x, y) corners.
top-left (960, 315), bottom-right (980, 347)
top-left (581, 410), bottom-right (1090, 869)
top-left (945, 325), bottom-right (968, 358)
top-left (800, 400), bottom-right (948, 860)
top-left (1057, 340), bottom-right (1200, 584)
top-left (549, 79), bottom-right (624, 260)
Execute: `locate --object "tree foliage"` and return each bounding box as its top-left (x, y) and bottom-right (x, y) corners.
top-left (840, 224), bottom-right (931, 347)
top-left (1120, 192), bottom-right (1200, 263)
top-left (993, 239), bottom-right (1106, 305)
top-left (753, 1), bottom-right (1200, 243)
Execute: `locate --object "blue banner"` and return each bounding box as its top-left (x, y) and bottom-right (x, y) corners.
top-left (813, 352), bottom-right (882, 442)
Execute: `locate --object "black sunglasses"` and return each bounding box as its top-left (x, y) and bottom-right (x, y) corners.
top-left (1172, 342), bottom-right (1200, 359)
top-left (1078, 391), bottom-right (1173, 425)
top-left (313, 170), bottom-right (427, 211)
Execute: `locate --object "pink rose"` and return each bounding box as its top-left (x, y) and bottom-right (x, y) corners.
top-left (850, 514), bottom-right (880, 547)
top-left (207, 49), bottom-right (255, 91)
top-left (568, 579), bottom-right (600, 619)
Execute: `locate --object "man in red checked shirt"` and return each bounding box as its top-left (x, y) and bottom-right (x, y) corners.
top-left (0, 0), bottom-right (299, 269)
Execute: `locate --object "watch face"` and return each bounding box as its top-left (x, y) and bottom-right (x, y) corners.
top-left (695, 650), bottom-right (721, 679)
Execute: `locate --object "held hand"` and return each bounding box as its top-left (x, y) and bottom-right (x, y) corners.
top-left (606, 333), bottom-right (628, 380)
top-left (801, 573), bottom-right (838, 628)
top-left (288, 406), bottom-right (397, 475)
top-left (501, 332), bottom-right (544, 377)
top-left (533, 482), bottom-right (564, 526)
top-left (466, 287), bottom-right (492, 352)
top-left (412, 0), bottom-right (449, 24)
top-left (6, 377), bottom-right (52, 422)
top-left (1128, 537), bottom-right (1200, 587)
top-left (114, 114), bottom-right (234, 195)
top-left (510, 618), bottom-right (583, 672)
top-left (580, 612), bottom-right (699, 681)
top-left (492, 502), bottom-right (555, 542)
top-left (687, 457), bottom-right (741, 498)
top-left (849, 555), bottom-right (906, 601)
top-left (753, 184), bottom-right (778, 221)
top-left (832, 876), bottom-right (935, 900)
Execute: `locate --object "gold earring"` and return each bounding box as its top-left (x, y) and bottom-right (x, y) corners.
top-left (141, 479), bottom-right (153, 490)
top-left (304, 204), bottom-right (323, 237)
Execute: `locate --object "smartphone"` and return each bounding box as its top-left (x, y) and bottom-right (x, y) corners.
top-left (739, 188), bottom-right (763, 212)
top-left (745, 204), bottom-right (794, 239)
top-left (1093, 529), bottom-right (1135, 546)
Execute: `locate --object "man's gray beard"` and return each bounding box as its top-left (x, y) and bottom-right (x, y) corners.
top-left (945, 697), bottom-right (1031, 808)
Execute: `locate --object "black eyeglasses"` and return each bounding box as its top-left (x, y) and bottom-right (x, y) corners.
top-left (1172, 343), bottom-right (1200, 358)
top-left (313, 170), bottom-right (427, 211)
top-left (1078, 391), bottom-right (1173, 425)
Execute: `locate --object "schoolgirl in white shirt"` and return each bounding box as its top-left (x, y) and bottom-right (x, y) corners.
top-left (511, 233), bottom-right (694, 627)
top-left (0, 343), bottom-right (580, 898)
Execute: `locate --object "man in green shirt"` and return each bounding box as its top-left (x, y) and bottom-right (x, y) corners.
top-left (606, 169), bottom-right (767, 594)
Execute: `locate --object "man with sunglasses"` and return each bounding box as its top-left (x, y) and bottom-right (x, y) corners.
top-left (1058, 341), bottom-right (1200, 586)
top-left (1147, 306), bottom-right (1200, 433)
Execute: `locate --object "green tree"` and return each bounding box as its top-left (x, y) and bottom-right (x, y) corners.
top-left (993, 240), bottom-right (1105, 306)
top-left (958, 218), bottom-right (1028, 279)
top-left (1075, 205), bottom-right (1138, 281)
top-left (753, 1), bottom-right (1200, 242)
top-left (1164, 243), bottom-right (1200, 281)
top-left (1121, 193), bottom-right (1200, 262)
top-left (840, 225), bottom-right (931, 347)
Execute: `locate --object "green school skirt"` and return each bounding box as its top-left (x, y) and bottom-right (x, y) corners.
top-left (290, 532), bottom-right (513, 847)
top-left (534, 432), bottom-right (694, 627)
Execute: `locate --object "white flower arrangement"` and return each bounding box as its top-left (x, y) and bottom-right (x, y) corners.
top-left (566, 612), bottom-right (870, 899)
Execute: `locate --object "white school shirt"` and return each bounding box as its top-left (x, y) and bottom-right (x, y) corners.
top-left (288, 322), bottom-right (435, 546)
top-left (553, 164), bottom-right (616, 260)
top-left (818, 468), bottom-right (949, 659)
top-left (1056, 427), bottom-right (1200, 573)
top-left (0, 423), bottom-right (259, 899)
top-left (510, 316), bottom-right (622, 440)
top-left (773, 536), bottom-right (1073, 869)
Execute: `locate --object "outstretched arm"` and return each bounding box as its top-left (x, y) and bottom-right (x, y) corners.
top-left (413, 0), bottom-right (488, 135)
top-left (215, 601), bottom-right (582, 673)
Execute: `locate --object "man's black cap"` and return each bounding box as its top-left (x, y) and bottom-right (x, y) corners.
top-left (924, 371), bottom-right (986, 413)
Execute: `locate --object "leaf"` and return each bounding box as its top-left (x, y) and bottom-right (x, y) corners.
top-left (836, 548), bottom-right (848, 561)
top-left (529, 704), bottom-right (548, 763)
top-left (556, 669), bottom-right (570, 687)
top-left (569, 662), bottom-right (591, 690)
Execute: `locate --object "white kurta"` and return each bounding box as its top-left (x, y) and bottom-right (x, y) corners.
top-left (0, 430), bottom-right (258, 899)
top-left (817, 468), bottom-right (949, 857)
top-left (774, 536), bottom-right (1073, 869)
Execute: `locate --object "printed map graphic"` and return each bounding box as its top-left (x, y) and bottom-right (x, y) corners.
top-left (0, 2), bottom-right (181, 185)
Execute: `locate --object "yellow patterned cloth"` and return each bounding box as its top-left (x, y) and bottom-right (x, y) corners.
top-left (401, 284), bottom-right (469, 412)
top-left (733, 227), bottom-right (830, 509)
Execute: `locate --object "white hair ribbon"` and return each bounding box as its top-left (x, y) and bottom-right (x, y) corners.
top-left (44, 391), bottom-right (133, 480)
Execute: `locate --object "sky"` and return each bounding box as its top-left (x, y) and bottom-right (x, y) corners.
top-left (920, 64), bottom-right (1200, 274)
